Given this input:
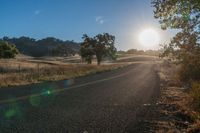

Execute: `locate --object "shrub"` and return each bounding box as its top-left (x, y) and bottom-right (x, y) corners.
top-left (0, 41), bottom-right (19, 58)
top-left (177, 48), bottom-right (200, 83)
top-left (190, 81), bottom-right (200, 110)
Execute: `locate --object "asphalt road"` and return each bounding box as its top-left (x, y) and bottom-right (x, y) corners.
top-left (0, 61), bottom-right (160, 133)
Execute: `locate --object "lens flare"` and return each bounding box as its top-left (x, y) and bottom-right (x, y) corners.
top-left (5, 109), bottom-right (16, 118)
top-left (3, 102), bottom-right (22, 120)
top-left (29, 95), bottom-right (41, 107)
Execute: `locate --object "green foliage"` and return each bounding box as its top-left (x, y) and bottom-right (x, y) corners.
top-left (2, 36), bottom-right (80, 57)
top-left (51, 44), bottom-right (76, 57)
top-left (80, 33), bottom-right (117, 65)
top-left (152, 0), bottom-right (200, 31)
top-left (152, 0), bottom-right (200, 82)
top-left (0, 41), bottom-right (19, 58)
top-left (126, 49), bottom-right (138, 54)
top-left (122, 49), bottom-right (160, 56)
top-left (80, 34), bottom-right (95, 64)
top-left (178, 47), bottom-right (200, 82)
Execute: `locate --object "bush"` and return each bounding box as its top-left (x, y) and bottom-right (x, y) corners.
top-left (190, 81), bottom-right (200, 110)
top-left (0, 41), bottom-right (19, 58)
top-left (178, 51), bottom-right (200, 82)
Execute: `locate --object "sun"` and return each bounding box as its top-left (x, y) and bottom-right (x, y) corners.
top-left (139, 29), bottom-right (160, 48)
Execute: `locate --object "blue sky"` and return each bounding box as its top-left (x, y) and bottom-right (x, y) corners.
top-left (0, 0), bottom-right (176, 50)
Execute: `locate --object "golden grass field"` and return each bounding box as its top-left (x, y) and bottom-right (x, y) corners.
top-left (0, 57), bottom-right (128, 87)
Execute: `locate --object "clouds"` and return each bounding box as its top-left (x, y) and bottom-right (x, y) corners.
top-left (95, 16), bottom-right (106, 24)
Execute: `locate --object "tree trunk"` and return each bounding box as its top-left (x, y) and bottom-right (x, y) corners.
top-left (96, 54), bottom-right (102, 65)
top-left (97, 61), bottom-right (100, 65)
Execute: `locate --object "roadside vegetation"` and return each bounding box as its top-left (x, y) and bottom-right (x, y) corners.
top-left (0, 41), bottom-right (18, 58)
top-left (0, 34), bottom-right (159, 89)
top-left (0, 33), bottom-right (129, 88)
top-left (152, 0), bottom-right (200, 131)
top-left (118, 49), bottom-right (160, 57)
top-left (0, 59), bottom-right (127, 87)
top-left (0, 33), bottom-right (123, 87)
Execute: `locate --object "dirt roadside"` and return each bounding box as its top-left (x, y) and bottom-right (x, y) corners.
top-left (151, 61), bottom-right (200, 133)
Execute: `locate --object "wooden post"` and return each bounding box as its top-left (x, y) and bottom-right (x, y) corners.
top-left (18, 63), bottom-right (21, 73)
top-left (37, 63), bottom-right (40, 80)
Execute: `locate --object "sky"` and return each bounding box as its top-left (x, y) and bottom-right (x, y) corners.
top-left (0, 0), bottom-right (177, 50)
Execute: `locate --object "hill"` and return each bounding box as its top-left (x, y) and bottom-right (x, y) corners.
top-left (0, 36), bottom-right (80, 57)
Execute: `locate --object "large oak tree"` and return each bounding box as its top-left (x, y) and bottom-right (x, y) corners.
top-left (80, 33), bottom-right (117, 65)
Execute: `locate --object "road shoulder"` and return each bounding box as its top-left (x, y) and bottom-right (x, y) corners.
top-left (150, 61), bottom-right (200, 133)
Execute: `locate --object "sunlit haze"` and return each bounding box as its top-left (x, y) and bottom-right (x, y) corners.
top-left (0, 0), bottom-right (176, 50)
top-left (139, 28), bottom-right (160, 49)
top-left (0, 0), bottom-right (199, 132)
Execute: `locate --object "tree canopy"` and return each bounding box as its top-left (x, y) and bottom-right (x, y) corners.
top-left (152, 0), bottom-right (200, 82)
top-left (1, 37), bottom-right (80, 57)
top-left (80, 33), bottom-right (117, 65)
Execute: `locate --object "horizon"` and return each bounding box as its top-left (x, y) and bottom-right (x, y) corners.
top-left (0, 0), bottom-right (177, 50)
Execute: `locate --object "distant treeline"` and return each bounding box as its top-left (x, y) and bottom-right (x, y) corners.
top-left (0, 37), bottom-right (80, 57)
top-left (118, 49), bottom-right (160, 56)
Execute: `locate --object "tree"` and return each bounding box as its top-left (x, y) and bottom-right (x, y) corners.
top-left (80, 34), bottom-right (95, 64)
top-left (94, 33), bottom-right (117, 65)
top-left (152, 0), bottom-right (200, 51)
top-left (126, 49), bottom-right (138, 54)
top-left (152, 0), bottom-right (200, 82)
top-left (80, 33), bottom-right (117, 65)
top-left (0, 41), bottom-right (19, 58)
top-left (1, 36), bottom-right (80, 57)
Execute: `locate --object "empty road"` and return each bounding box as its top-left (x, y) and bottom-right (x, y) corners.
top-left (0, 60), bottom-right (160, 133)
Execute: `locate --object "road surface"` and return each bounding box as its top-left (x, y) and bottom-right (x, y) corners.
top-left (0, 61), bottom-right (160, 133)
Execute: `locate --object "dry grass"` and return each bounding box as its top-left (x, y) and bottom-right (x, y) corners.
top-left (158, 60), bottom-right (181, 86)
top-left (155, 60), bottom-right (200, 132)
top-left (0, 59), bottom-right (128, 87)
top-left (187, 120), bottom-right (200, 133)
top-left (190, 81), bottom-right (200, 112)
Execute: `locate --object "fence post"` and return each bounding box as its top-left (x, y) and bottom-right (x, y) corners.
top-left (18, 63), bottom-right (21, 73)
top-left (37, 63), bottom-right (40, 80)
